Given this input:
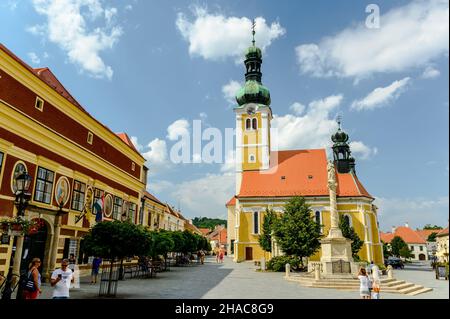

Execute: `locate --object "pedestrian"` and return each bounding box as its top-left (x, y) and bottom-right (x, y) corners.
top-left (91, 256), bottom-right (102, 284)
top-left (367, 261), bottom-right (374, 275)
top-left (68, 254), bottom-right (76, 272)
top-left (200, 250), bottom-right (205, 265)
top-left (357, 268), bottom-right (372, 299)
top-left (22, 258), bottom-right (42, 299)
top-left (50, 259), bottom-right (74, 299)
top-left (215, 247), bottom-right (220, 263)
top-left (219, 249), bottom-right (224, 263)
top-left (370, 265), bottom-right (381, 299)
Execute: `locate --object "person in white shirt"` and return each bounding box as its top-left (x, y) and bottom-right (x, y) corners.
top-left (51, 259), bottom-right (74, 299)
top-left (357, 267), bottom-right (372, 299)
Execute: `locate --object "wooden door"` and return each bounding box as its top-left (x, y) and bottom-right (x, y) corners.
top-left (245, 247), bottom-right (253, 260)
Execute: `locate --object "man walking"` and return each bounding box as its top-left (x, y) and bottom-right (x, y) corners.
top-left (50, 259), bottom-right (74, 299)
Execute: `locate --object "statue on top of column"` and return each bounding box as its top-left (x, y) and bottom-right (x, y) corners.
top-left (327, 160), bottom-right (337, 191)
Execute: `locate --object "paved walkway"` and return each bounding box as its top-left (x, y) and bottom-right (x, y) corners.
top-left (34, 257), bottom-right (448, 299)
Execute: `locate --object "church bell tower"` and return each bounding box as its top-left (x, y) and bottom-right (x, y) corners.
top-left (234, 20), bottom-right (272, 193)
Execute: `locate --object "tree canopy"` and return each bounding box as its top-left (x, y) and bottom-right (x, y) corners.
top-left (259, 208), bottom-right (277, 253)
top-left (192, 217), bottom-right (226, 230)
top-left (423, 224), bottom-right (443, 230)
top-left (272, 196), bottom-right (322, 266)
top-left (390, 236), bottom-right (408, 257)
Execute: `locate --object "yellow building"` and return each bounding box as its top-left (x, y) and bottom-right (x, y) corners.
top-left (0, 44), bottom-right (146, 280)
top-left (226, 38), bottom-right (383, 265)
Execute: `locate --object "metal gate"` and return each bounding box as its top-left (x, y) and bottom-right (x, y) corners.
top-left (332, 259), bottom-right (351, 274)
top-left (99, 261), bottom-right (120, 297)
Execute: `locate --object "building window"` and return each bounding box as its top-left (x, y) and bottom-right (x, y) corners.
top-left (315, 211), bottom-right (321, 225)
top-left (252, 118), bottom-right (257, 130)
top-left (87, 132), bottom-right (93, 145)
top-left (11, 162), bottom-right (27, 194)
top-left (93, 188), bottom-right (104, 215)
top-left (35, 96), bottom-right (44, 111)
top-left (410, 246), bottom-right (414, 251)
top-left (129, 203), bottom-right (137, 224)
top-left (34, 167), bottom-right (54, 204)
top-left (253, 212), bottom-right (259, 234)
top-left (245, 118), bottom-right (251, 130)
top-left (113, 196), bottom-right (123, 220)
top-left (343, 214), bottom-right (353, 227)
top-left (249, 154), bottom-right (256, 163)
top-left (71, 181), bottom-right (86, 211)
top-left (420, 246), bottom-right (423, 251)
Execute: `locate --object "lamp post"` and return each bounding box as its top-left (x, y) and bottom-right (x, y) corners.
top-left (1, 171), bottom-right (32, 300)
top-left (48, 199), bottom-right (67, 280)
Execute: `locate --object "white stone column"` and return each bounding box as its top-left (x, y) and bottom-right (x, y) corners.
top-left (12, 235), bottom-right (24, 276)
top-left (48, 215), bottom-right (61, 277)
top-left (326, 161), bottom-right (343, 238)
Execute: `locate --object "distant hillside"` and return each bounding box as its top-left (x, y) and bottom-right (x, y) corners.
top-left (192, 217), bottom-right (227, 230)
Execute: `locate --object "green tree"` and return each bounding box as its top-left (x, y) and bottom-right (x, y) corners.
top-left (272, 196), bottom-right (322, 267)
top-left (399, 245), bottom-right (414, 260)
top-left (82, 220), bottom-right (152, 295)
top-left (339, 216), bottom-right (363, 260)
top-left (192, 217), bottom-right (227, 230)
top-left (258, 208), bottom-right (277, 253)
top-left (427, 232), bottom-right (438, 242)
top-left (382, 240), bottom-right (392, 259)
top-left (390, 236), bottom-right (408, 257)
top-left (423, 224), bottom-right (443, 230)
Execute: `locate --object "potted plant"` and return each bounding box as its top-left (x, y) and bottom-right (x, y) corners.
top-left (0, 216), bottom-right (40, 236)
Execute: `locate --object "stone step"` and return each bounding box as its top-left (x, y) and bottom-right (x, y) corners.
top-left (398, 285), bottom-right (425, 294)
top-left (393, 282), bottom-right (415, 290)
top-left (382, 280), bottom-right (406, 287)
top-left (407, 287), bottom-right (433, 296)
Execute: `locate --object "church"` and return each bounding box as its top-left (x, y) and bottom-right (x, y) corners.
top-left (226, 31), bottom-right (383, 265)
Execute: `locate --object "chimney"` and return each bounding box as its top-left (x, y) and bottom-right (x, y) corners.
top-left (405, 222), bottom-right (409, 228)
top-left (391, 226), bottom-right (396, 233)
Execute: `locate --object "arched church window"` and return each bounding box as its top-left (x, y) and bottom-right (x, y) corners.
top-left (344, 214), bottom-right (352, 227)
top-left (315, 211), bottom-right (321, 225)
top-left (246, 118), bottom-right (251, 130)
top-left (252, 118), bottom-right (257, 130)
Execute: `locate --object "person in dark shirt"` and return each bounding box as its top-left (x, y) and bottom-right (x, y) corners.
top-left (91, 257), bottom-right (102, 284)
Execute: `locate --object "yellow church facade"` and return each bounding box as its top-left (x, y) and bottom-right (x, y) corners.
top-left (226, 35), bottom-right (383, 266)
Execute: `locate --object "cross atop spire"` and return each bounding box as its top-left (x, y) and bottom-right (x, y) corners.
top-left (251, 19), bottom-right (256, 46)
top-left (336, 114), bottom-right (342, 130)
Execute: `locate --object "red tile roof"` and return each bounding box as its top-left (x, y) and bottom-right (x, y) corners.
top-left (381, 226), bottom-right (427, 244)
top-left (416, 229), bottom-right (440, 241)
top-left (226, 196), bottom-right (236, 207)
top-left (199, 228), bottom-right (211, 236)
top-left (238, 149), bottom-right (371, 198)
top-left (116, 132), bottom-right (139, 154)
top-left (144, 191), bottom-right (164, 206)
top-left (0, 43), bottom-right (144, 160)
top-left (437, 227), bottom-right (449, 237)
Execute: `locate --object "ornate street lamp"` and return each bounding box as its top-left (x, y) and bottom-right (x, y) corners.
top-left (1, 171), bottom-right (32, 299)
top-left (14, 172), bottom-right (32, 216)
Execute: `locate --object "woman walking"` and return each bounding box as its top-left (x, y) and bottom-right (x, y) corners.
top-left (370, 265), bottom-right (381, 299)
top-left (357, 268), bottom-right (372, 299)
top-left (22, 258), bottom-right (42, 299)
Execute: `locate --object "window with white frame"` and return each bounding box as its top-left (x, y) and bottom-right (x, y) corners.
top-left (71, 181), bottom-right (86, 211)
top-left (314, 211), bottom-right (323, 233)
top-left (35, 96), bottom-right (44, 111)
top-left (253, 211), bottom-right (259, 234)
top-left (113, 196), bottom-right (123, 220)
top-left (34, 167), bottom-right (54, 204)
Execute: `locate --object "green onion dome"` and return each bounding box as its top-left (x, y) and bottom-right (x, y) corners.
top-left (236, 80), bottom-right (271, 106)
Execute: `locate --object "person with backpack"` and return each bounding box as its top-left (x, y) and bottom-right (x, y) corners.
top-left (22, 258), bottom-right (42, 299)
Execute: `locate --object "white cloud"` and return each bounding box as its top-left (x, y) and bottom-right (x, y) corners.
top-left (289, 102), bottom-right (306, 115)
top-left (296, 0), bottom-right (449, 79)
top-left (349, 141), bottom-right (378, 160)
top-left (421, 66), bottom-right (441, 79)
top-left (147, 180), bottom-right (173, 194)
top-left (142, 138), bottom-right (168, 165)
top-left (29, 0), bottom-right (123, 80)
top-left (124, 5), bottom-right (133, 11)
top-left (272, 95), bottom-right (343, 151)
top-left (222, 80), bottom-right (241, 105)
top-left (28, 52), bottom-right (41, 65)
top-left (166, 119), bottom-right (190, 141)
top-left (129, 136), bottom-right (143, 152)
top-left (170, 173), bottom-right (234, 219)
top-left (375, 196), bottom-right (449, 231)
top-left (221, 150), bottom-right (236, 173)
top-left (351, 77), bottom-right (411, 111)
top-left (176, 7), bottom-right (285, 62)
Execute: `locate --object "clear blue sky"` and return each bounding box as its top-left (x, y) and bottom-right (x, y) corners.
top-left (1, 0), bottom-right (448, 231)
